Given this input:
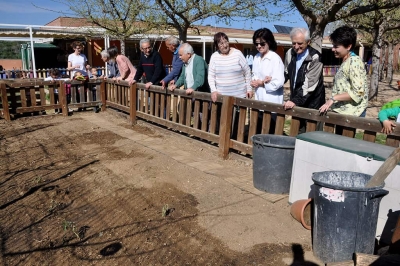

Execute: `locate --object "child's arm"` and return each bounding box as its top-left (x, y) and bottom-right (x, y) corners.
top-left (378, 107), bottom-right (400, 134)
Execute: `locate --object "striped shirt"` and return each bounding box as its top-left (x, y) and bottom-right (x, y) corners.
top-left (208, 48), bottom-right (252, 98)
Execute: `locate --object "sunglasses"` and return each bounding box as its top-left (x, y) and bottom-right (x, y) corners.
top-left (254, 42), bottom-right (267, 47)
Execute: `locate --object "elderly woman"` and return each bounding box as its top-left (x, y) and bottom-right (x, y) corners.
top-left (208, 32), bottom-right (252, 137)
top-left (208, 32), bottom-right (252, 102)
top-left (100, 50), bottom-right (120, 79)
top-left (251, 28), bottom-right (285, 133)
top-left (319, 25), bottom-right (368, 118)
top-left (107, 46), bottom-right (136, 83)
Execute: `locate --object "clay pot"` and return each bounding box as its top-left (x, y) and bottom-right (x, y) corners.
top-left (290, 198), bottom-right (312, 230)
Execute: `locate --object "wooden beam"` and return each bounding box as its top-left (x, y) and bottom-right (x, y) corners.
top-left (100, 81), bottom-right (107, 112)
top-left (129, 83), bottom-right (137, 125)
top-left (355, 253), bottom-right (400, 266)
top-left (326, 260), bottom-right (354, 266)
top-left (1, 83), bottom-right (10, 121)
top-left (218, 96), bottom-right (234, 159)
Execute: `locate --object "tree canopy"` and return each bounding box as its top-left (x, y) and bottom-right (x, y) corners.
top-left (148, 0), bottom-right (273, 41)
top-left (288, 0), bottom-right (400, 52)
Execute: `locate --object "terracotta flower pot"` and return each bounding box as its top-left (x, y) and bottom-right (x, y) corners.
top-left (290, 198), bottom-right (312, 230)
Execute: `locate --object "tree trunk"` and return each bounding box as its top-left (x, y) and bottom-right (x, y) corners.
top-left (369, 25), bottom-right (384, 100)
top-left (120, 39), bottom-right (126, 55)
top-left (387, 42), bottom-right (394, 84)
top-left (308, 21), bottom-right (326, 53)
top-left (379, 43), bottom-right (387, 81)
top-left (178, 26), bottom-right (189, 42)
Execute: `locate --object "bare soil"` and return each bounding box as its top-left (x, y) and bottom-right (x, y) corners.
top-left (0, 110), bottom-right (321, 266)
top-left (1, 75), bottom-right (398, 266)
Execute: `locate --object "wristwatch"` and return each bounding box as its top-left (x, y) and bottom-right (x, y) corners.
top-left (329, 96), bottom-right (336, 102)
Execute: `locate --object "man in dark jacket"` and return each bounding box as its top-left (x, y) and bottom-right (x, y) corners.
top-left (131, 39), bottom-right (166, 89)
top-left (283, 27), bottom-right (325, 132)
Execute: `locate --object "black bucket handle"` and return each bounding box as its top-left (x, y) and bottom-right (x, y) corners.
top-left (369, 189), bottom-right (389, 200)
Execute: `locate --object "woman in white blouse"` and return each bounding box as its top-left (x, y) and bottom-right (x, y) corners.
top-left (250, 28), bottom-right (285, 133)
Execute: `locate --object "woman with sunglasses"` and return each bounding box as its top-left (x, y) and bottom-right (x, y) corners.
top-left (251, 28), bottom-right (285, 133)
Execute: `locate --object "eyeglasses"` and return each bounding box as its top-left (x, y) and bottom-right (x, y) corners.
top-left (292, 42), bottom-right (306, 46)
top-left (142, 47), bottom-right (152, 50)
top-left (218, 41), bottom-right (229, 47)
top-left (254, 42), bottom-right (267, 47)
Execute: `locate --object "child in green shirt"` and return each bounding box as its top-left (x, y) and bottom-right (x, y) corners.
top-left (378, 107), bottom-right (400, 134)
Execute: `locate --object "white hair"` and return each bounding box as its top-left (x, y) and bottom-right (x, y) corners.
top-left (180, 43), bottom-right (194, 54)
top-left (290, 28), bottom-right (310, 41)
top-left (140, 38), bottom-right (151, 48)
top-left (165, 36), bottom-right (180, 46)
top-left (100, 50), bottom-right (109, 58)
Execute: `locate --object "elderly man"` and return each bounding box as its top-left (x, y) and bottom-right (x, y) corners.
top-left (168, 43), bottom-right (209, 94)
top-left (160, 36), bottom-right (184, 89)
top-left (100, 50), bottom-right (120, 79)
top-left (283, 27), bottom-right (325, 132)
top-left (131, 39), bottom-right (165, 89)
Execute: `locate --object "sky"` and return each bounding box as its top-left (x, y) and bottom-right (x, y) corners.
top-left (0, 0), bottom-right (307, 32)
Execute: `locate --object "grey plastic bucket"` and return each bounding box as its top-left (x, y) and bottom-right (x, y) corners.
top-left (251, 134), bottom-right (296, 194)
top-left (312, 171), bottom-right (388, 263)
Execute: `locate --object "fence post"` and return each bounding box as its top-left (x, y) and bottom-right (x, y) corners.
top-left (100, 80), bottom-right (107, 112)
top-left (1, 82), bottom-right (10, 121)
top-left (129, 83), bottom-right (137, 125)
top-left (218, 96), bottom-right (234, 159)
top-left (60, 81), bottom-right (68, 117)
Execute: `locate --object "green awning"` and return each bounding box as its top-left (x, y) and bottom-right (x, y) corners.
top-left (33, 43), bottom-right (58, 48)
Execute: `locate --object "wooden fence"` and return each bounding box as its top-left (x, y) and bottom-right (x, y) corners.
top-left (0, 79), bottom-right (103, 120)
top-left (1, 79), bottom-right (399, 159)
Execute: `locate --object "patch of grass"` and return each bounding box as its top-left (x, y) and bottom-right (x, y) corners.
top-left (62, 219), bottom-right (81, 240)
top-left (162, 204), bottom-right (169, 217)
top-left (355, 132), bottom-right (387, 145)
top-left (284, 118), bottom-right (291, 135)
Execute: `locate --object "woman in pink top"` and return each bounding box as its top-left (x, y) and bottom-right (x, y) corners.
top-left (107, 46), bottom-right (136, 82)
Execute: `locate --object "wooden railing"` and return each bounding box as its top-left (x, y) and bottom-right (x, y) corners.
top-left (1, 79), bottom-right (399, 159)
top-left (0, 79), bottom-right (102, 120)
top-left (0, 68), bottom-right (107, 79)
top-left (102, 80), bottom-right (400, 158)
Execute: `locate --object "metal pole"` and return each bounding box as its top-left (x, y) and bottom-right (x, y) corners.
top-left (203, 37), bottom-right (206, 60)
top-left (28, 26), bottom-right (37, 78)
top-left (104, 34), bottom-right (109, 75)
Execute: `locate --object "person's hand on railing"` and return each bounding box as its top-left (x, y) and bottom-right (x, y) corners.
top-left (319, 99), bottom-right (334, 114)
top-left (211, 91), bottom-right (220, 102)
top-left (168, 84), bottom-right (176, 91)
top-left (160, 80), bottom-right (166, 88)
top-left (186, 88), bottom-right (194, 95)
top-left (129, 79), bottom-right (136, 85)
top-left (283, 100), bottom-right (296, 110)
top-left (145, 82), bottom-right (153, 90)
top-left (381, 120), bottom-right (396, 135)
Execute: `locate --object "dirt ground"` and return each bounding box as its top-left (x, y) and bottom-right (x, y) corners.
top-left (0, 75), bottom-right (398, 266)
top-left (0, 110), bottom-right (321, 266)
